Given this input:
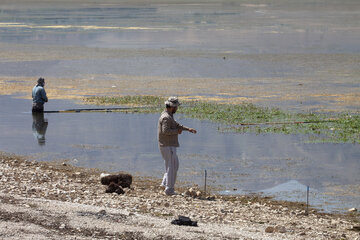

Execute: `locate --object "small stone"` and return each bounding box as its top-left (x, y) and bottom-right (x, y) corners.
top-left (184, 188), bottom-right (197, 197)
top-left (189, 188), bottom-right (198, 197)
top-left (299, 232), bottom-right (306, 236)
top-left (164, 202), bottom-right (170, 207)
top-left (75, 172), bottom-right (81, 175)
top-left (196, 191), bottom-right (202, 197)
top-left (207, 196), bottom-right (216, 201)
top-left (98, 210), bottom-right (106, 215)
top-left (62, 162), bottom-right (67, 166)
top-left (348, 208), bottom-right (357, 212)
top-left (275, 226), bottom-right (286, 233)
top-left (351, 225), bottom-right (360, 231)
top-left (100, 173), bottom-right (110, 179)
top-left (59, 224), bottom-right (66, 229)
top-left (265, 226), bottom-right (275, 233)
top-left (330, 219), bottom-right (339, 225)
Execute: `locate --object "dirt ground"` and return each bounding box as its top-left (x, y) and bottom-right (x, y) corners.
top-left (0, 152), bottom-right (359, 239)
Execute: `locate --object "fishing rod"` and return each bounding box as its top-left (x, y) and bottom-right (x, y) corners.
top-left (43, 107), bottom-right (146, 113)
top-left (43, 104), bottom-right (192, 113)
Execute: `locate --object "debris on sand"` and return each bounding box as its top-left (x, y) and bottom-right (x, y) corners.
top-left (100, 173), bottom-right (132, 195)
top-left (171, 216), bottom-right (198, 227)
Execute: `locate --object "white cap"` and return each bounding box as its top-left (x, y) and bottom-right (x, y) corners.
top-left (165, 96), bottom-right (181, 107)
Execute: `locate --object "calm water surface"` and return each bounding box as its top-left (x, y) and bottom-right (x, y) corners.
top-left (0, 0), bottom-right (359, 80)
top-left (0, 0), bottom-right (359, 212)
top-left (0, 95), bottom-right (359, 212)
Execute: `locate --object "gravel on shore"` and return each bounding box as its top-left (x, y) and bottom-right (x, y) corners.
top-left (0, 152), bottom-right (359, 239)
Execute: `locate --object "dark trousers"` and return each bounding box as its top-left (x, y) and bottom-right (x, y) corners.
top-left (32, 102), bottom-right (44, 113)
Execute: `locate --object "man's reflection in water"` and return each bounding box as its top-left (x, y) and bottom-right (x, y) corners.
top-left (32, 112), bottom-right (48, 146)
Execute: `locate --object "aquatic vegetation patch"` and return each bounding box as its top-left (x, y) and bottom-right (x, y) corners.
top-left (85, 95), bottom-right (165, 107)
top-left (84, 96), bottom-right (360, 144)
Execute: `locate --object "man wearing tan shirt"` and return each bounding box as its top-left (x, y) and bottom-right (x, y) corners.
top-left (158, 97), bottom-right (197, 195)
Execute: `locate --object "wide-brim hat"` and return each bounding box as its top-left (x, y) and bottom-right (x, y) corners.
top-left (165, 96), bottom-right (181, 107)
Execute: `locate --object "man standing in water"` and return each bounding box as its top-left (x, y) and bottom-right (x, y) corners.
top-left (32, 77), bottom-right (48, 112)
top-left (158, 97), bottom-right (197, 195)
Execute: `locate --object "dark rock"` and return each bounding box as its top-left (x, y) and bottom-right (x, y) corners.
top-left (100, 173), bottom-right (132, 188)
top-left (265, 226), bottom-right (275, 233)
top-left (98, 210), bottom-right (106, 215)
top-left (171, 216), bottom-right (198, 227)
top-left (105, 183), bottom-right (124, 195)
top-left (351, 225), bottom-right (360, 232)
top-left (115, 186), bottom-right (125, 195)
top-left (96, 210), bottom-right (107, 218)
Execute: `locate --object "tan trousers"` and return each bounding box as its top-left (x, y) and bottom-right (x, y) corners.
top-left (159, 146), bottom-right (179, 194)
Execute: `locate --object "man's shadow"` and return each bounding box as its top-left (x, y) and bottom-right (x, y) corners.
top-left (32, 112), bottom-right (48, 146)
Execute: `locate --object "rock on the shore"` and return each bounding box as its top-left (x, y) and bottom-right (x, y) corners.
top-left (100, 173), bottom-right (132, 188)
top-left (105, 182), bottom-right (125, 195)
top-left (275, 226), bottom-right (286, 233)
top-left (184, 188), bottom-right (204, 198)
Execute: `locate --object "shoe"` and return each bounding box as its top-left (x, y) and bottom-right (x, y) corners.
top-left (165, 189), bottom-right (177, 196)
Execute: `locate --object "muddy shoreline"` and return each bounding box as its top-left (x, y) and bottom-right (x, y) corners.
top-left (1, 152), bottom-right (359, 239)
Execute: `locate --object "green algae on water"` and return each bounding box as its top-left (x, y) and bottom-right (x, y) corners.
top-left (84, 96), bottom-right (360, 144)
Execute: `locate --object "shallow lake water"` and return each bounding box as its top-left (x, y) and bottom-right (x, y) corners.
top-left (0, 95), bottom-right (359, 212)
top-left (0, 0), bottom-right (359, 212)
top-left (0, 0), bottom-right (359, 112)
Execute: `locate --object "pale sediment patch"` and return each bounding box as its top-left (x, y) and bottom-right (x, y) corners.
top-left (1, 75), bottom-right (359, 112)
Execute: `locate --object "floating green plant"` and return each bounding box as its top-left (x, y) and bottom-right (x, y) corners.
top-left (84, 96), bottom-right (360, 144)
top-left (85, 95), bottom-right (165, 106)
